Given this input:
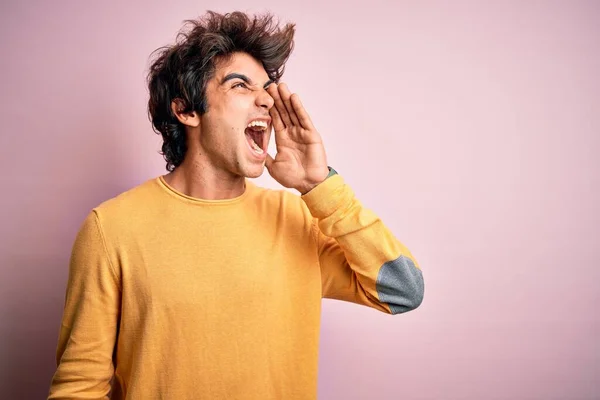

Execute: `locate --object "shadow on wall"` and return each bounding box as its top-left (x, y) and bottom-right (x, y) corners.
top-left (0, 107), bottom-right (141, 399)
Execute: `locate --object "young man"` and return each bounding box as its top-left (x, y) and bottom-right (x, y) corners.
top-left (48, 11), bottom-right (424, 400)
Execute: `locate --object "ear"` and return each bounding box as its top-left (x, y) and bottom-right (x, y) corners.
top-left (171, 99), bottom-right (200, 128)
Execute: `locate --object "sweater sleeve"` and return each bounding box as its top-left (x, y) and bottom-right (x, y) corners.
top-left (48, 210), bottom-right (121, 399)
top-left (301, 174), bottom-right (424, 314)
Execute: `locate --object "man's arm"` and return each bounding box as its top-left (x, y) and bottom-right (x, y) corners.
top-left (262, 82), bottom-right (423, 312)
top-left (48, 210), bottom-right (121, 399)
top-left (302, 173), bottom-right (424, 314)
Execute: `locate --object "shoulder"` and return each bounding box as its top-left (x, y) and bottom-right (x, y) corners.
top-left (88, 177), bottom-right (162, 236)
top-left (249, 182), bottom-right (316, 233)
top-left (251, 182), bottom-right (311, 215)
top-left (94, 177), bottom-right (158, 214)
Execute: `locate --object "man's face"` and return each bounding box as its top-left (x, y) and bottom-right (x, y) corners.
top-left (198, 52), bottom-right (275, 178)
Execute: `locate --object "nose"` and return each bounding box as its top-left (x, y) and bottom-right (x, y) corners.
top-left (256, 88), bottom-right (274, 110)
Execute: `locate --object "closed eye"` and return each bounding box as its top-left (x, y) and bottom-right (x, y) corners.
top-left (233, 82), bottom-right (250, 90)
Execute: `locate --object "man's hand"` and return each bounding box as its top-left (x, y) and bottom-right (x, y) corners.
top-left (265, 83), bottom-right (329, 195)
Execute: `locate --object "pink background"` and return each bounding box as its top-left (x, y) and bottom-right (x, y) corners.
top-left (1, 1), bottom-right (599, 399)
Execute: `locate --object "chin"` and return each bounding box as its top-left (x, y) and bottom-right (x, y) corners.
top-left (242, 164), bottom-right (266, 179)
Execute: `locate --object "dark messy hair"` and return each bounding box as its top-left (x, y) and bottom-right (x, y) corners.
top-left (147, 11), bottom-right (295, 171)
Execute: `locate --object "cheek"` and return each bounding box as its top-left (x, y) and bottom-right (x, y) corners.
top-left (226, 98), bottom-right (252, 136)
top-left (228, 92), bottom-right (255, 114)
top-left (201, 118), bottom-right (241, 152)
top-left (204, 95), bottom-right (253, 146)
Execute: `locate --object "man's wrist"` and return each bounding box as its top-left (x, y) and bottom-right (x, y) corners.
top-left (298, 167), bottom-right (337, 195)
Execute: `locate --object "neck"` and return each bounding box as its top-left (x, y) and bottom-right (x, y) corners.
top-left (162, 155), bottom-right (246, 201)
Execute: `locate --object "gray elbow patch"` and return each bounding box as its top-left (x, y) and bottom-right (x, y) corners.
top-left (376, 255), bottom-right (424, 314)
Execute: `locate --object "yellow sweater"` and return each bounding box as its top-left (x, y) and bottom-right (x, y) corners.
top-left (48, 174), bottom-right (424, 399)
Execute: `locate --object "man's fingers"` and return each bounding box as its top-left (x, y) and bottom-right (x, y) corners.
top-left (269, 101), bottom-right (285, 133)
top-left (277, 83), bottom-right (300, 127)
top-left (290, 94), bottom-right (315, 131)
top-left (265, 153), bottom-right (275, 171)
top-left (267, 83), bottom-right (291, 128)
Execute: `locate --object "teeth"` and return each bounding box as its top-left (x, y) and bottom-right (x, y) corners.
top-left (247, 120), bottom-right (268, 130)
top-left (246, 120), bottom-right (266, 154)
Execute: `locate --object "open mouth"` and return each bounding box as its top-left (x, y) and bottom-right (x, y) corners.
top-left (244, 119), bottom-right (268, 155)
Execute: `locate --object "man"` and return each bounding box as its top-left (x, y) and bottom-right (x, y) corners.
top-left (48, 10), bottom-right (424, 400)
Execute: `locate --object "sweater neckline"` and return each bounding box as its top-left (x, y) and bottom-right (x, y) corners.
top-left (156, 175), bottom-right (254, 206)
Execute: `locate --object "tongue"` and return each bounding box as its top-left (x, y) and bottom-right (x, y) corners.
top-left (247, 126), bottom-right (263, 134)
top-left (244, 128), bottom-right (263, 153)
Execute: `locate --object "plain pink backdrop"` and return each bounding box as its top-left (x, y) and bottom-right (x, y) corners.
top-left (1, 1), bottom-right (599, 399)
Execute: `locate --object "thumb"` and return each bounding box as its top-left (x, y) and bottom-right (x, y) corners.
top-left (265, 153), bottom-right (275, 171)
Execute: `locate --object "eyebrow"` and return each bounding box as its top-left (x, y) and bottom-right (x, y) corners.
top-left (221, 73), bottom-right (273, 89)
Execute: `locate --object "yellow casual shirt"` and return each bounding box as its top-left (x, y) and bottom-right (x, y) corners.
top-left (48, 174), bottom-right (424, 399)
